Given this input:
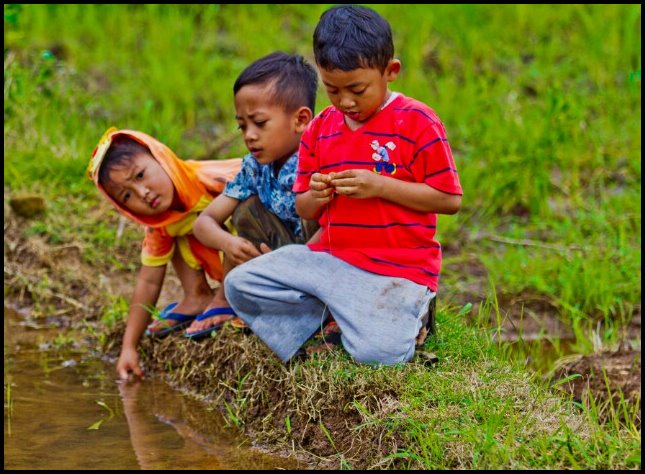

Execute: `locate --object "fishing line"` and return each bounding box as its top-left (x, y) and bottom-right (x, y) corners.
top-left (318, 190), bottom-right (334, 337)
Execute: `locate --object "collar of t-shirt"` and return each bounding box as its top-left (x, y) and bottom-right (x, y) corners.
top-left (344, 91), bottom-right (400, 130)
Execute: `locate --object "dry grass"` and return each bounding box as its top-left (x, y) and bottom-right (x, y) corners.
top-left (4, 209), bottom-right (104, 324)
top-left (108, 327), bottom-right (406, 469)
top-left (5, 204), bottom-right (640, 469)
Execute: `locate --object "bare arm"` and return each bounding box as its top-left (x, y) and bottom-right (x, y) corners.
top-left (330, 169), bottom-right (461, 214)
top-left (193, 194), bottom-right (239, 249)
top-left (295, 173), bottom-right (335, 220)
top-left (116, 264), bottom-right (166, 380)
top-left (306, 226), bottom-right (323, 244)
top-left (193, 193), bottom-right (263, 266)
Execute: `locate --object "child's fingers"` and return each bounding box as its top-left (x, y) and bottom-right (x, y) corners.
top-left (310, 180), bottom-right (332, 192)
top-left (330, 170), bottom-right (353, 179)
top-left (259, 243), bottom-right (272, 254)
top-left (132, 366), bottom-right (144, 379)
top-left (232, 238), bottom-right (261, 259)
top-left (118, 368), bottom-right (130, 380)
top-left (119, 366), bottom-right (143, 381)
top-left (330, 176), bottom-right (354, 187)
top-left (247, 243), bottom-right (263, 257)
top-left (334, 186), bottom-right (355, 196)
top-left (318, 187), bottom-right (335, 198)
top-left (239, 239), bottom-right (261, 259)
top-left (312, 172), bottom-right (333, 185)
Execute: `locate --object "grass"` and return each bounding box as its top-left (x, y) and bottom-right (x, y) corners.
top-left (4, 381), bottom-right (14, 436)
top-left (131, 307), bottom-right (640, 470)
top-left (389, 309), bottom-right (639, 469)
top-left (3, 3), bottom-right (641, 469)
top-left (5, 4), bottom-right (639, 339)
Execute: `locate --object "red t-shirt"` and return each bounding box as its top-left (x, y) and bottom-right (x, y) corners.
top-left (294, 94), bottom-right (462, 291)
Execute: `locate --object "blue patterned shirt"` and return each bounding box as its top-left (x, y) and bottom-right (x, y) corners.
top-left (224, 152), bottom-right (301, 236)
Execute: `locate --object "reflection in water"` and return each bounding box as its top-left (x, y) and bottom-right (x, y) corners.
top-left (4, 307), bottom-right (301, 470)
top-left (504, 338), bottom-right (576, 373)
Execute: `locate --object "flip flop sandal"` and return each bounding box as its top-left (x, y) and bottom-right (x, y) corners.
top-left (184, 307), bottom-right (237, 341)
top-left (145, 302), bottom-right (200, 338)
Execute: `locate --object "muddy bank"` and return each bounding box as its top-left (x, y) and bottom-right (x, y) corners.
top-left (4, 307), bottom-right (303, 470)
top-left (553, 347), bottom-right (641, 426)
top-left (5, 208), bottom-right (402, 468)
top-left (4, 206), bottom-right (641, 468)
top-left (105, 327), bottom-right (407, 469)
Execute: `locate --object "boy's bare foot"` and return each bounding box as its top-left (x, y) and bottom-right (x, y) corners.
top-left (302, 318), bottom-right (342, 357)
top-left (415, 297), bottom-right (437, 348)
top-left (184, 293), bottom-right (235, 335)
top-left (146, 294), bottom-right (212, 334)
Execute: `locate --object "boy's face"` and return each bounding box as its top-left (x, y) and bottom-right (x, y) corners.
top-left (319, 60), bottom-right (400, 124)
top-left (234, 83), bottom-right (305, 165)
top-left (104, 152), bottom-right (176, 216)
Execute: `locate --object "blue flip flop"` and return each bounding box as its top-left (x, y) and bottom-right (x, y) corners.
top-left (145, 302), bottom-right (200, 338)
top-left (184, 307), bottom-right (237, 341)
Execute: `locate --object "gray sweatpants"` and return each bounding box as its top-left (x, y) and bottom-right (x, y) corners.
top-left (225, 245), bottom-right (435, 365)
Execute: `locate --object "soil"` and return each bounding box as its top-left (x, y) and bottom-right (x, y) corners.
top-left (4, 204), bottom-right (642, 450)
top-left (553, 347), bottom-right (641, 426)
top-left (442, 248), bottom-right (641, 426)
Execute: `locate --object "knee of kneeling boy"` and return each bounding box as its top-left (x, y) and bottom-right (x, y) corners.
top-left (349, 342), bottom-right (415, 366)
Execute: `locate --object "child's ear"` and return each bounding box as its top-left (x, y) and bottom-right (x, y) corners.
top-left (293, 106), bottom-right (313, 133)
top-left (385, 59), bottom-right (401, 82)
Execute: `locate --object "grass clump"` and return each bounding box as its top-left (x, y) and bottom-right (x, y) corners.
top-left (4, 4), bottom-right (640, 470)
top-left (109, 305), bottom-right (640, 469)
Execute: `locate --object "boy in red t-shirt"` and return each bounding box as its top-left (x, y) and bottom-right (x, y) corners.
top-left (225, 5), bottom-right (462, 365)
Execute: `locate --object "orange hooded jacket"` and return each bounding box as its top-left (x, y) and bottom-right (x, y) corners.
top-left (88, 128), bottom-right (241, 280)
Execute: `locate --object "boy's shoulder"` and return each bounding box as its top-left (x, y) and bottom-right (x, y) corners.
top-left (312, 104), bottom-right (339, 123)
top-left (241, 152), bottom-right (259, 167)
top-left (390, 94), bottom-right (442, 125)
top-left (304, 105), bottom-right (341, 138)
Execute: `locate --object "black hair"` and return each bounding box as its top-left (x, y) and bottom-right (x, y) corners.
top-left (313, 5), bottom-right (393, 73)
top-left (97, 135), bottom-right (151, 188)
top-left (233, 51), bottom-right (318, 113)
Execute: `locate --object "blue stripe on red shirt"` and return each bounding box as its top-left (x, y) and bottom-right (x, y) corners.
top-left (295, 94), bottom-right (462, 290)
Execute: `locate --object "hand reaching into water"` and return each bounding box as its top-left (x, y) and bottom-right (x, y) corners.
top-left (117, 346), bottom-right (144, 381)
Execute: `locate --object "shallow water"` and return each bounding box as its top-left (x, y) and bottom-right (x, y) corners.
top-left (4, 307), bottom-right (302, 470)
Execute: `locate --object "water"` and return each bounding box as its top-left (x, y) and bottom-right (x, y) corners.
top-left (4, 307), bottom-right (302, 470)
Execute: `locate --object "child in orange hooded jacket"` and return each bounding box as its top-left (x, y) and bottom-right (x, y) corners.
top-left (88, 128), bottom-right (241, 380)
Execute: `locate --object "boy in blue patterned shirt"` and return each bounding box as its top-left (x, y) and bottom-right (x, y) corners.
top-left (188, 51), bottom-right (319, 339)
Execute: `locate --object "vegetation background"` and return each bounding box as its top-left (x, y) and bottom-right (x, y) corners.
top-left (4, 4), bottom-right (641, 469)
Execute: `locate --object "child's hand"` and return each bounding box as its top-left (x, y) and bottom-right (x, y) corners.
top-left (309, 172), bottom-right (335, 204)
top-left (225, 235), bottom-right (263, 266)
top-left (117, 347), bottom-right (144, 381)
top-left (330, 169), bottom-right (381, 199)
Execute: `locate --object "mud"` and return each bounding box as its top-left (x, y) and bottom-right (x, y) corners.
top-left (3, 205), bottom-right (641, 467)
top-left (553, 347), bottom-right (641, 427)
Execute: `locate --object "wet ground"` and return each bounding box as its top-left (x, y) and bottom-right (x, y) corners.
top-left (4, 207), bottom-right (641, 467)
top-left (442, 251), bottom-right (641, 423)
top-left (553, 347), bottom-right (641, 425)
top-left (4, 306), bottom-right (304, 470)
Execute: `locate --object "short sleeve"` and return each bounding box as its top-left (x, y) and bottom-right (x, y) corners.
top-left (293, 118), bottom-right (319, 193)
top-left (224, 154), bottom-right (260, 201)
top-left (141, 226), bottom-right (175, 267)
top-left (410, 121), bottom-right (462, 195)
